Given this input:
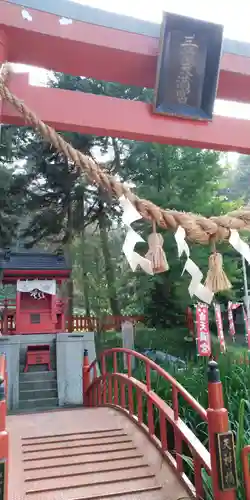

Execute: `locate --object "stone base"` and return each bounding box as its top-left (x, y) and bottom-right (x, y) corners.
top-left (0, 331), bottom-right (98, 411)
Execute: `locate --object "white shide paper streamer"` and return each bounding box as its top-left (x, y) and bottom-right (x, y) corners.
top-left (174, 226), bottom-right (214, 305)
top-left (119, 196), bottom-right (153, 275)
top-left (229, 229), bottom-right (250, 264)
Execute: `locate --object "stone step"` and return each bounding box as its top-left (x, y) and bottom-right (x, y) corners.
top-left (19, 363), bottom-right (56, 373)
top-left (25, 468), bottom-right (157, 497)
top-left (23, 448), bottom-right (143, 470)
top-left (19, 380), bottom-right (57, 391)
top-left (22, 428), bottom-right (126, 445)
top-left (23, 441), bottom-right (138, 462)
top-left (19, 371), bottom-right (57, 382)
top-left (19, 398), bottom-right (58, 411)
top-left (22, 435), bottom-right (132, 453)
top-left (24, 456), bottom-right (147, 480)
top-left (75, 488), bottom-right (164, 500)
top-left (19, 389), bottom-right (58, 401)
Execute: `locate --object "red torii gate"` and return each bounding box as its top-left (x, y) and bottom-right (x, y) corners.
top-left (0, 2), bottom-right (250, 500)
top-left (1, 0), bottom-right (250, 152)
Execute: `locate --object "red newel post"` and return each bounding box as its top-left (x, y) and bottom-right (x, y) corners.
top-left (0, 355), bottom-right (8, 500)
top-left (82, 349), bottom-right (90, 405)
top-left (207, 361), bottom-right (237, 500)
top-left (242, 446), bottom-right (250, 500)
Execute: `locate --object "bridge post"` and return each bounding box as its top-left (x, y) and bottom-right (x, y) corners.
top-left (82, 349), bottom-right (90, 405)
top-left (0, 354), bottom-right (8, 500)
top-left (207, 360), bottom-right (237, 500)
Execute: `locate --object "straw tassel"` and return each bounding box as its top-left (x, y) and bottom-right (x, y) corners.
top-left (145, 223), bottom-right (169, 273)
top-left (205, 246), bottom-right (232, 293)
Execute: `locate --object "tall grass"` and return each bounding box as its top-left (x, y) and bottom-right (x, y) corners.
top-left (135, 352), bottom-right (250, 500)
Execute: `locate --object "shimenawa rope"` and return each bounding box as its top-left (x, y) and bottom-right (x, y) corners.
top-left (0, 63), bottom-right (250, 247)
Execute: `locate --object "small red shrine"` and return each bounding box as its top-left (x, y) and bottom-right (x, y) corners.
top-left (0, 249), bottom-right (71, 335)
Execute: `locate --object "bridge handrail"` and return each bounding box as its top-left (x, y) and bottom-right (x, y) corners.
top-left (86, 348), bottom-right (211, 499)
top-left (0, 354), bottom-right (7, 432)
top-left (87, 347), bottom-right (207, 422)
top-left (242, 445), bottom-right (250, 500)
top-left (89, 372), bottom-right (210, 468)
top-left (0, 354), bottom-right (8, 500)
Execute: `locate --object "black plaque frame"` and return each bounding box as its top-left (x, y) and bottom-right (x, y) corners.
top-left (0, 461), bottom-right (5, 500)
top-left (153, 12), bottom-right (224, 121)
top-left (216, 431), bottom-right (238, 491)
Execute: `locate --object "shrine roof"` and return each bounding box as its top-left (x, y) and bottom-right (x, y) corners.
top-left (0, 250), bottom-right (71, 272)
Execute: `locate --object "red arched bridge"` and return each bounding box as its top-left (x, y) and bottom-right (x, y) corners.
top-left (1, 348), bottom-right (249, 499)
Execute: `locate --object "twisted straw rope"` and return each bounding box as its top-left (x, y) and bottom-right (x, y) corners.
top-left (1, 63), bottom-right (250, 244)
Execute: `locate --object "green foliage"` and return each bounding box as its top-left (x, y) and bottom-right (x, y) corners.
top-left (15, 136), bottom-right (92, 247)
top-left (0, 72), bottom-right (249, 336)
top-left (120, 142), bottom-right (242, 326)
top-left (225, 155), bottom-right (250, 203)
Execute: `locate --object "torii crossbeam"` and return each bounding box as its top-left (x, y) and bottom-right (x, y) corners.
top-left (1, 0), bottom-right (250, 152)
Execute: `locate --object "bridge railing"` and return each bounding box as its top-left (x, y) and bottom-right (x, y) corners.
top-left (68, 315), bottom-right (143, 332)
top-left (84, 349), bottom-right (236, 500)
top-left (0, 354), bottom-right (8, 500)
top-left (0, 307), bottom-right (143, 334)
top-left (85, 348), bottom-right (209, 498)
top-left (242, 445), bottom-right (250, 500)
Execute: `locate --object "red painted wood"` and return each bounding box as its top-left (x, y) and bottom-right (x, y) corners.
top-left (89, 348), bottom-right (208, 422)
top-left (0, 354), bottom-right (8, 500)
top-left (0, 355), bottom-right (6, 432)
top-left (159, 411), bottom-right (167, 451)
top-left (137, 389), bottom-right (143, 426)
top-left (113, 352), bottom-right (119, 407)
top-left (128, 382), bottom-right (134, 416)
top-left (145, 364), bottom-right (151, 391)
top-left (172, 386), bottom-right (179, 421)
top-left (207, 381), bottom-right (236, 500)
top-left (87, 355), bottom-right (211, 498)
top-left (2, 269), bottom-right (70, 280)
top-left (1, 1), bottom-right (250, 103)
top-left (82, 350), bottom-right (90, 405)
top-left (108, 376), bottom-right (112, 404)
top-left (0, 30), bottom-right (7, 123)
top-left (0, 301), bottom-right (140, 335)
top-left (97, 381), bottom-right (102, 405)
top-left (174, 429), bottom-right (183, 473)
top-left (194, 456), bottom-right (204, 500)
top-left (242, 445), bottom-right (250, 500)
top-left (127, 354), bottom-right (132, 378)
top-left (88, 349), bottom-right (236, 500)
top-left (3, 73), bottom-right (250, 153)
top-left (147, 399), bottom-right (154, 436)
top-left (101, 356), bottom-right (107, 404)
top-left (17, 292), bottom-right (62, 335)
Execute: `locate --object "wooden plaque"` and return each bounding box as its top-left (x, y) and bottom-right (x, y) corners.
top-left (216, 431), bottom-right (238, 491)
top-left (154, 12), bottom-right (224, 121)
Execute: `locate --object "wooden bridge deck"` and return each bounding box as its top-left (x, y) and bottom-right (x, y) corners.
top-left (7, 407), bottom-right (190, 500)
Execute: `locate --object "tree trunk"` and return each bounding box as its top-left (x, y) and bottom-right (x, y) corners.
top-left (111, 138), bottom-right (121, 172)
top-left (83, 277), bottom-right (91, 317)
top-left (65, 200), bottom-right (74, 332)
top-left (81, 231), bottom-right (91, 317)
top-left (98, 206), bottom-right (121, 317)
